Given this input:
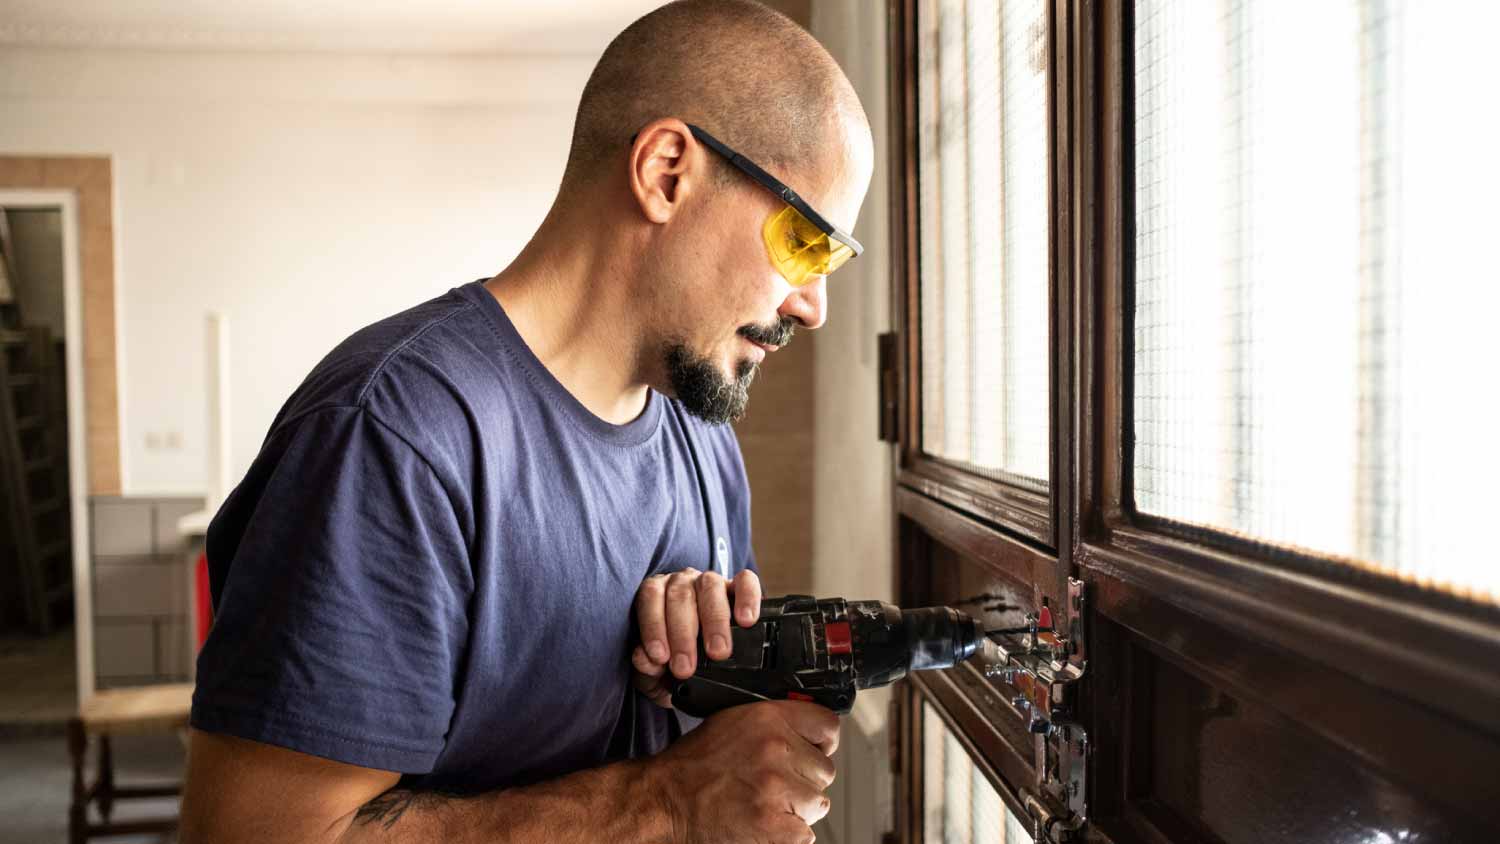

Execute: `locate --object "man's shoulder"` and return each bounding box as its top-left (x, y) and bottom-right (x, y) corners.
top-left (289, 287), bottom-right (471, 399)
top-left (268, 283), bottom-right (524, 454)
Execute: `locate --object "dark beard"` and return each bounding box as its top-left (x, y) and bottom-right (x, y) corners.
top-left (666, 344), bottom-right (758, 424)
top-left (666, 318), bottom-right (796, 424)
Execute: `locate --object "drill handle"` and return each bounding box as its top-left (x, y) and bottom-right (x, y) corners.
top-left (670, 672), bottom-right (857, 717)
top-left (669, 674), bottom-right (770, 718)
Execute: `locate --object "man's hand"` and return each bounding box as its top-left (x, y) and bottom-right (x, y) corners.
top-left (645, 700), bottom-right (840, 844)
top-left (632, 567), bottom-right (762, 708)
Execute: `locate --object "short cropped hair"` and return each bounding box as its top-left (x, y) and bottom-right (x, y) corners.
top-left (559, 0), bottom-right (863, 196)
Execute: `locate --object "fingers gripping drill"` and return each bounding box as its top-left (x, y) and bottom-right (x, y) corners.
top-left (668, 595), bottom-right (1003, 717)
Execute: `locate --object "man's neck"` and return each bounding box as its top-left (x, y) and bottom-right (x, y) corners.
top-left (482, 218), bottom-right (655, 426)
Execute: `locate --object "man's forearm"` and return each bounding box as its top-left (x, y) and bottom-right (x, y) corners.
top-left (335, 757), bottom-right (675, 844)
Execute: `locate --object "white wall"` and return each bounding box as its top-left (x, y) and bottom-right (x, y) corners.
top-left (810, 2), bottom-right (894, 626)
top-left (0, 45), bottom-right (595, 494)
top-left (808, 2), bottom-right (896, 842)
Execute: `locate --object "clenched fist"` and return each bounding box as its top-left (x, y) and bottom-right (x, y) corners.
top-left (644, 700), bottom-right (840, 844)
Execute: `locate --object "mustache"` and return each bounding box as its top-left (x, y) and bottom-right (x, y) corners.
top-left (738, 317), bottom-right (797, 348)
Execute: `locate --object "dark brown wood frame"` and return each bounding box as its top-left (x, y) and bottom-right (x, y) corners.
top-left (888, 0), bottom-right (1076, 834)
top-left (889, 0), bottom-right (1062, 552)
top-left (887, 1), bottom-right (1500, 841)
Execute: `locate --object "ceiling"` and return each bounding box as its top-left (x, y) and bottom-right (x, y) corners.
top-left (0, 0), bottom-right (669, 55)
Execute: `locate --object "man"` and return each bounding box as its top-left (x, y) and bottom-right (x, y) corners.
top-left (179, 1), bottom-right (873, 842)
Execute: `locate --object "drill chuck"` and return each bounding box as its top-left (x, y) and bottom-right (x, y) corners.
top-left (900, 606), bottom-right (987, 670)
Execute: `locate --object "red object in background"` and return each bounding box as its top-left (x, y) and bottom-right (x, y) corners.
top-left (195, 552), bottom-right (213, 649)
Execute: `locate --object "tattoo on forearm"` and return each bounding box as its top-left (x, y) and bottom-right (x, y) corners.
top-left (353, 790), bottom-right (419, 830)
top-left (353, 788), bottom-right (465, 830)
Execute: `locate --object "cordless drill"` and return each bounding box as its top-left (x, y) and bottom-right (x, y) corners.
top-left (668, 595), bottom-right (999, 717)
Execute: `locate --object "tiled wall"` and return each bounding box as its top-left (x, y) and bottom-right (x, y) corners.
top-left (89, 494), bottom-right (203, 687)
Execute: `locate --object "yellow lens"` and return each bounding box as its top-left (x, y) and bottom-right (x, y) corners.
top-left (763, 205), bottom-right (846, 287)
top-left (823, 239), bottom-right (854, 274)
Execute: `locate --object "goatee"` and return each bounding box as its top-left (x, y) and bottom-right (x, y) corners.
top-left (665, 317), bottom-right (795, 424)
top-left (666, 345), bottom-right (758, 424)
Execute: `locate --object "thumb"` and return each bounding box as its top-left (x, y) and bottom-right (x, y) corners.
top-left (633, 645), bottom-right (667, 678)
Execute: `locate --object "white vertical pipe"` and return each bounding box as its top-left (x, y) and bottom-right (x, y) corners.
top-left (204, 311), bottom-right (231, 512)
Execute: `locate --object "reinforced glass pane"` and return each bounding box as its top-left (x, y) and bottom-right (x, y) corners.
top-left (917, 0), bottom-right (1050, 490)
top-left (1133, 0), bottom-right (1500, 602)
top-left (922, 703), bottom-right (1034, 844)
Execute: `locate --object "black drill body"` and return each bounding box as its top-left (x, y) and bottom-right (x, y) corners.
top-left (669, 595), bottom-right (988, 717)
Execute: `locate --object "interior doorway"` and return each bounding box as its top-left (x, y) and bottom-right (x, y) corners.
top-left (0, 190), bottom-right (92, 732)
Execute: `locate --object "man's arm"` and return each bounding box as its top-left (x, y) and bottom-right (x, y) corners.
top-left (180, 698), bottom-right (838, 844)
top-left (180, 729), bottom-right (670, 844)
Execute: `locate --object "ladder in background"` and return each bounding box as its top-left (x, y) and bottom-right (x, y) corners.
top-left (0, 213), bottom-right (74, 635)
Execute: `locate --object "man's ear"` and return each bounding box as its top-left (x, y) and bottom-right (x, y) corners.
top-left (629, 119), bottom-right (701, 224)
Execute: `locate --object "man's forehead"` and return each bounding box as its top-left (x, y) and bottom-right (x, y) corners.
top-left (798, 129), bottom-right (874, 231)
top-left (704, 114), bottom-right (872, 233)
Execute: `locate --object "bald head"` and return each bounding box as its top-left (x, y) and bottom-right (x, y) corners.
top-left (561, 0), bottom-right (868, 197)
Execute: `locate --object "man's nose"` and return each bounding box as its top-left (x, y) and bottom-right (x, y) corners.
top-left (778, 276), bottom-right (827, 330)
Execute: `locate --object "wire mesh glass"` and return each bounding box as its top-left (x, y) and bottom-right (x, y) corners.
top-left (1133, 0), bottom-right (1500, 603)
top-left (922, 703), bottom-right (1034, 844)
top-left (917, 0), bottom-right (1050, 491)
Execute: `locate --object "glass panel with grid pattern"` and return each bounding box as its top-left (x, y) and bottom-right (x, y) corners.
top-left (917, 0), bottom-right (1050, 490)
top-left (1133, 0), bottom-right (1500, 602)
top-left (922, 703), bottom-right (1034, 844)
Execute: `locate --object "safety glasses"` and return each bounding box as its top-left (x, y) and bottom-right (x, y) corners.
top-left (686, 124), bottom-right (864, 287)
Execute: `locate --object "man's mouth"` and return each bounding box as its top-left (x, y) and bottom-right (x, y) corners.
top-left (738, 317), bottom-right (797, 351)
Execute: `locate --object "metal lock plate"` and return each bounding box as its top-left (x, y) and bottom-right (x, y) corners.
top-left (981, 578), bottom-right (1089, 842)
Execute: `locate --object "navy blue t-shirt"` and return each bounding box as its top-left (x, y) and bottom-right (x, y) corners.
top-left (191, 280), bottom-right (756, 793)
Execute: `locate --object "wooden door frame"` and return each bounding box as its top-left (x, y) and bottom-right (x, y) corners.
top-left (1072, 3), bottom-right (1500, 836)
top-left (888, 0), bottom-right (1059, 550)
top-left (0, 187), bottom-right (99, 702)
top-left (0, 156), bottom-right (122, 497)
top-left (887, 1), bottom-right (1500, 841)
top-left (887, 0), bottom-right (1079, 835)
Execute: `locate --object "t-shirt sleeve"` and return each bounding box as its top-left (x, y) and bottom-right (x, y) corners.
top-left (191, 405), bottom-right (472, 773)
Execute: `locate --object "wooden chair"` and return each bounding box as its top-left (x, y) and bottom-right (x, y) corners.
top-left (67, 683), bottom-right (194, 844)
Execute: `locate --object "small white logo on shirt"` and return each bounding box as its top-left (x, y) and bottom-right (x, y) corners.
top-left (715, 536), bottom-right (730, 575)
